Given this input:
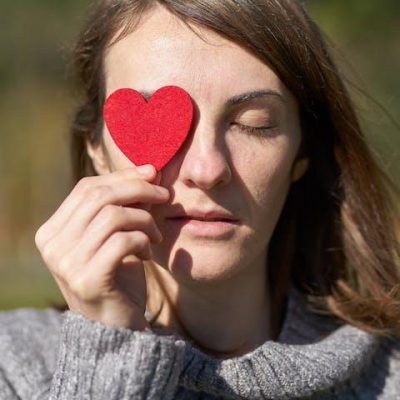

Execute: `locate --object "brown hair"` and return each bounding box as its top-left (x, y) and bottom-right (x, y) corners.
top-left (64, 0), bottom-right (400, 337)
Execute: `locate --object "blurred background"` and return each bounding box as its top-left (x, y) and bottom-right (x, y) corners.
top-left (1, 1), bottom-right (399, 310)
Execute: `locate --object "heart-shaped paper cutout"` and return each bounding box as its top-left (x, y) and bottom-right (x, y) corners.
top-left (103, 85), bottom-right (194, 171)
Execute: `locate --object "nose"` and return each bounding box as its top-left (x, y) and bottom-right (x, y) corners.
top-left (178, 122), bottom-right (232, 190)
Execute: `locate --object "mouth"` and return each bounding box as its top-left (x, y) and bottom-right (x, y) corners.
top-left (170, 216), bottom-right (238, 222)
top-left (166, 216), bottom-right (240, 238)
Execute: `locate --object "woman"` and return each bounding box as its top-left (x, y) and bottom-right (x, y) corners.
top-left (1, 0), bottom-right (399, 398)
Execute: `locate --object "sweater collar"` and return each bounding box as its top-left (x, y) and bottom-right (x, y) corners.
top-left (178, 286), bottom-right (380, 399)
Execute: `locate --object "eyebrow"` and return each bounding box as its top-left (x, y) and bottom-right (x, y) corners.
top-left (139, 89), bottom-right (286, 106)
top-left (225, 89), bottom-right (286, 107)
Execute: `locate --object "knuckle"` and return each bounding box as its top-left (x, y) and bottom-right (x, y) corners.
top-left (76, 176), bottom-right (91, 192)
top-left (100, 204), bottom-right (121, 223)
top-left (86, 185), bottom-right (109, 203)
top-left (41, 242), bottom-right (57, 264)
top-left (141, 210), bottom-right (154, 225)
top-left (134, 231), bottom-right (150, 247)
top-left (57, 256), bottom-right (73, 277)
top-left (109, 231), bottom-right (130, 249)
top-left (69, 275), bottom-right (94, 301)
top-left (34, 225), bottom-right (46, 248)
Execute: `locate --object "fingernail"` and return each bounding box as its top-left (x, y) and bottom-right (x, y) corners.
top-left (137, 164), bottom-right (154, 176)
top-left (156, 186), bottom-right (169, 197)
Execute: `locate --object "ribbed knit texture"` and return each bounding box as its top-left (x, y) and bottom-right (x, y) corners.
top-left (0, 286), bottom-right (399, 399)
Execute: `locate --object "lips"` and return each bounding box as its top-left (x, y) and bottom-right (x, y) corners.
top-left (165, 207), bottom-right (240, 239)
top-left (173, 217), bottom-right (234, 223)
top-left (168, 212), bottom-right (238, 222)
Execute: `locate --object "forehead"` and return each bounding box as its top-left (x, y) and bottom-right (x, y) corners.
top-left (104, 5), bottom-right (288, 103)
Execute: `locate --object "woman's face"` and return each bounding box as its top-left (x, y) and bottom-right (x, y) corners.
top-left (92, 5), bottom-right (305, 285)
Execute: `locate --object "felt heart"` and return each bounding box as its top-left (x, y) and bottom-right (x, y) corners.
top-left (103, 85), bottom-right (194, 171)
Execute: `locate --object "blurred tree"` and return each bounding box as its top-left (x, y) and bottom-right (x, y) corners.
top-left (307, 0), bottom-right (400, 179)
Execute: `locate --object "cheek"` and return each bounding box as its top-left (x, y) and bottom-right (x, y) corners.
top-left (230, 135), bottom-right (295, 217)
top-left (102, 128), bottom-right (136, 169)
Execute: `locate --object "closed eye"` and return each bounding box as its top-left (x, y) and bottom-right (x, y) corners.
top-left (231, 122), bottom-right (277, 137)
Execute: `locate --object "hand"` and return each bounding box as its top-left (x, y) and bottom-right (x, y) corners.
top-left (34, 164), bottom-right (169, 330)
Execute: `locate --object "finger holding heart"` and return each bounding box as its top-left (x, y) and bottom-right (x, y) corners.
top-left (34, 165), bottom-right (169, 330)
top-left (34, 85), bottom-right (194, 330)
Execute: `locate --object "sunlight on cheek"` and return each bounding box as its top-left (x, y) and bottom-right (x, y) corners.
top-left (228, 128), bottom-right (293, 171)
top-left (228, 132), bottom-right (295, 207)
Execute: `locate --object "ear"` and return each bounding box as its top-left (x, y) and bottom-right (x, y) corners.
top-left (85, 139), bottom-right (112, 175)
top-left (290, 157), bottom-right (309, 183)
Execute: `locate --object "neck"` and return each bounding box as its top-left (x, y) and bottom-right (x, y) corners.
top-left (145, 254), bottom-right (283, 359)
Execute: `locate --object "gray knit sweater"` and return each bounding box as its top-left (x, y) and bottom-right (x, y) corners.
top-left (0, 287), bottom-right (399, 399)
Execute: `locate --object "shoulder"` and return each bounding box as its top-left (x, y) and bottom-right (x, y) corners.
top-left (376, 336), bottom-right (400, 398)
top-left (0, 306), bottom-right (63, 339)
top-left (0, 306), bottom-right (63, 328)
top-left (345, 336), bottom-right (400, 399)
top-left (0, 307), bottom-right (64, 372)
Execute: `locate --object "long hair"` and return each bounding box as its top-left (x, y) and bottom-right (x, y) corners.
top-left (62, 0), bottom-right (400, 337)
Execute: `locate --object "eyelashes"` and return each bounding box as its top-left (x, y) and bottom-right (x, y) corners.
top-left (231, 122), bottom-right (278, 138)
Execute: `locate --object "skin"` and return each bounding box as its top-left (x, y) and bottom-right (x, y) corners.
top-left (38, 4), bottom-right (308, 360)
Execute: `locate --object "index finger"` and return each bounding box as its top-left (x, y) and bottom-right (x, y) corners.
top-left (36, 165), bottom-right (163, 245)
top-left (127, 168), bottom-right (163, 212)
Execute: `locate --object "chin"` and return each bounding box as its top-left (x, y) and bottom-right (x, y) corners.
top-left (151, 240), bottom-right (245, 284)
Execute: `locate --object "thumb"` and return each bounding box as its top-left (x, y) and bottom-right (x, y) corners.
top-left (125, 165), bottom-right (164, 212)
top-left (142, 167), bottom-right (164, 212)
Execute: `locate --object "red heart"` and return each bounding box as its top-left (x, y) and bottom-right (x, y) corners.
top-left (103, 85), bottom-right (194, 171)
